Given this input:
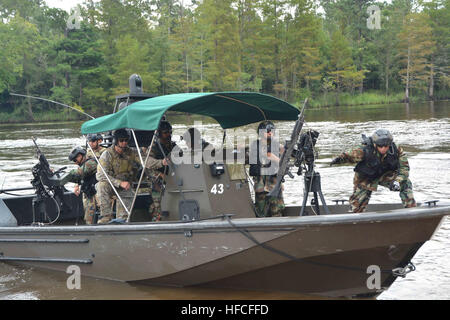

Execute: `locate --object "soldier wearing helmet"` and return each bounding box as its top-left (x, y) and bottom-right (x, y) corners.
top-left (86, 133), bottom-right (105, 159)
top-left (96, 128), bottom-right (141, 223)
top-left (248, 121), bottom-right (285, 217)
top-left (144, 120), bottom-right (178, 222)
top-left (330, 129), bottom-right (416, 213)
top-left (60, 146), bottom-right (99, 224)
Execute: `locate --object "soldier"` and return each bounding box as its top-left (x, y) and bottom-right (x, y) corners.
top-left (182, 127), bottom-right (211, 151)
top-left (145, 120), bottom-right (178, 222)
top-left (330, 129), bottom-right (417, 213)
top-left (60, 147), bottom-right (98, 224)
top-left (96, 129), bottom-right (140, 223)
top-left (249, 121), bottom-right (285, 217)
top-left (86, 133), bottom-right (105, 159)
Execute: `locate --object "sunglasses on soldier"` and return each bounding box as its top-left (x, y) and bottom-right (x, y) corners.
top-left (118, 138), bottom-right (129, 142)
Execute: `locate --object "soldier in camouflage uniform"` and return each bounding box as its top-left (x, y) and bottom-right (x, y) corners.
top-left (60, 147), bottom-right (98, 224)
top-left (96, 129), bottom-right (141, 223)
top-left (86, 133), bottom-right (106, 159)
top-left (249, 121), bottom-right (285, 217)
top-left (330, 129), bottom-right (416, 213)
top-left (145, 121), bottom-right (178, 222)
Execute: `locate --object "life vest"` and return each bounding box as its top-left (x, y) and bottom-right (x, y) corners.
top-left (354, 142), bottom-right (399, 180)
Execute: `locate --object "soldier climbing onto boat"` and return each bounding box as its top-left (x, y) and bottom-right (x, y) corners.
top-left (86, 133), bottom-right (105, 159)
top-left (145, 120), bottom-right (178, 222)
top-left (330, 129), bottom-right (417, 213)
top-left (249, 121), bottom-right (285, 217)
top-left (96, 129), bottom-right (141, 223)
top-left (59, 146), bottom-right (99, 224)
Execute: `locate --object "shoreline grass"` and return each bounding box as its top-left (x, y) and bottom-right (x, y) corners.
top-left (1, 90), bottom-right (448, 124)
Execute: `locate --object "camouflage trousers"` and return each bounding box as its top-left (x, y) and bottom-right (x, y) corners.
top-left (149, 189), bottom-right (162, 222)
top-left (82, 193), bottom-right (98, 225)
top-left (96, 181), bottom-right (134, 220)
top-left (253, 176), bottom-right (285, 217)
top-left (350, 174), bottom-right (417, 213)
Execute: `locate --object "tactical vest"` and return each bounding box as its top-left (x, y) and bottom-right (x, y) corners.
top-left (249, 140), bottom-right (276, 177)
top-left (152, 141), bottom-right (176, 173)
top-left (354, 142), bottom-right (399, 180)
top-left (80, 158), bottom-right (97, 198)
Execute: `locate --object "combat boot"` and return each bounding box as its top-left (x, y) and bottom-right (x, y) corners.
top-left (98, 215), bottom-right (113, 224)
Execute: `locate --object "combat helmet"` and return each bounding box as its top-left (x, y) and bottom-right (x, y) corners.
top-left (113, 128), bottom-right (130, 145)
top-left (371, 129), bottom-right (393, 147)
top-left (158, 120), bottom-right (172, 133)
top-left (87, 133), bottom-right (98, 142)
top-left (68, 146), bottom-right (86, 162)
top-left (257, 120), bottom-right (275, 133)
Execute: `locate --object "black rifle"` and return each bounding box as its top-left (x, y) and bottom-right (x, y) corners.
top-left (266, 98), bottom-right (308, 200)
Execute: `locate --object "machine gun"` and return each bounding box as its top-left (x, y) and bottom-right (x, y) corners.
top-left (266, 98), bottom-right (308, 200)
top-left (291, 130), bottom-right (330, 216)
top-left (292, 130), bottom-right (320, 175)
top-left (265, 99), bottom-right (330, 216)
top-left (30, 137), bottom-right (68, 224)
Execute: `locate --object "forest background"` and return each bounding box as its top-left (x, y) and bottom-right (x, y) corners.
top-left (0, 0), bottom-right (448, 122)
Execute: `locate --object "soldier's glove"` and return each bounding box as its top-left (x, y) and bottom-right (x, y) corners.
top-left (389, 181), bottom-right (401, 192)
top-left (330, 157), bottom-right (345, 167)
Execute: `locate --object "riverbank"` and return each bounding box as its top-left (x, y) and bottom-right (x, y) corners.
top-left (0, 110), bottom-right (87, 124)
top-left (1, 90), bottom-right (449, 124)
top-left (307, 90), bottom-right (450, 108)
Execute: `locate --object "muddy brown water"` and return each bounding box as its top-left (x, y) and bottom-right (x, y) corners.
top-left (0, 100), bottom-right (449, 300)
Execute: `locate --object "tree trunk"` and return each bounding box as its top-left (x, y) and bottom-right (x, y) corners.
top-left (405, 47), bottom-right (410, 102)
top-left (79, 83), bottom-right (83, 106)
top-left (26, 80), bottom-right (34, 122)
top-left (428, 59), bottom-right (434, 100)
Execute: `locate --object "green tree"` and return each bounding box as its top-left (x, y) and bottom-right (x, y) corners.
top-left (397, 12), bottom-right (436, 101)
top-left (111, 35), bottom-right (160, 95)
top-left (196, 0), bottom-right (240, 91)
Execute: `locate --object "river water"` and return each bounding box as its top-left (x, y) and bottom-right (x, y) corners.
top-left (0, 101), bottom-right (449, 300)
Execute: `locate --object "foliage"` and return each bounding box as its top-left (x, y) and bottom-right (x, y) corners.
top-left (0, 0), bottom-right (448, 122)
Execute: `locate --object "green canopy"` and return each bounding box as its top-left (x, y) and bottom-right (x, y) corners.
top-left (81, 92), bottom-right (299, 134)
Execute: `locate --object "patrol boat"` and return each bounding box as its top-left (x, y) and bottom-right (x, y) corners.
top-left (0, 91), bottom-right (449, 298)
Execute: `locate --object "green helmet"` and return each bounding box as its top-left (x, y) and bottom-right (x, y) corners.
top-left (371, 129), bottom-right (393, 147)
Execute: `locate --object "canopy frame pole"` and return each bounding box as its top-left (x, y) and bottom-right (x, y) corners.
top-left (132, 129), bottom-right (144, 165)
top-left (127, 131), bottom-right (156, 223)
top-left (215, 94), bottom-right (267, 120)
top-left (85, 135), bottom-right (131, 217)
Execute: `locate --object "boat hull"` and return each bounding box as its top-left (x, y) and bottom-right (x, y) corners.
top-left (0, 205), bottom-right (448, 298)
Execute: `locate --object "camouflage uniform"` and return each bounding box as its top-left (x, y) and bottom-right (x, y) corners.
top-left (144, 140), bottom-right (177, 222)
top-left (60, 158), bottom-right (98, 224)
top-left (87, 146), bottom-right (105, 159)
top-left (96, 146), bottom-right (140, 221)
top-left (336, 145), bottom-right (416, 213)
top-left (249, 139), bottom-right (285, 217)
